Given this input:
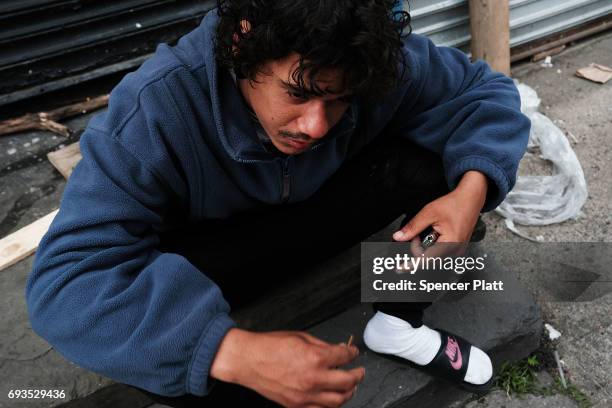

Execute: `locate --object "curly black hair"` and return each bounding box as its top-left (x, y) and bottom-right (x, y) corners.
top-left (215, 0), bottom-right (411, 100)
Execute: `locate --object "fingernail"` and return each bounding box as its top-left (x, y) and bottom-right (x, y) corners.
top-left (393, 231), bottom-right (404, 240)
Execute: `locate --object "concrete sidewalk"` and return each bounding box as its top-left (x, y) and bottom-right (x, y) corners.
top-left (480, 31), bottom-right (612, 407)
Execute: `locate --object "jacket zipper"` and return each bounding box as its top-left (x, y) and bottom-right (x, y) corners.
top-left (280, 157), bottom-right (291, 203)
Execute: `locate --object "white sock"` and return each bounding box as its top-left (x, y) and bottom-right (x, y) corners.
top-left (363, 311), bottom-right (441, 365)
top-left (464, 346), bottom-right (493, 385)
top-left (363, 311), bottom-right (493, 385)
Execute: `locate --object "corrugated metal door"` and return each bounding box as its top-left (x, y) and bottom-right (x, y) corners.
top-left (0, 0), bottom-right (216, 105)
top-left (407, 0), bottom-right (612, 49)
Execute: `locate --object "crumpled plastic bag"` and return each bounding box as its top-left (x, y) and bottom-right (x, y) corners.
top-left (495, 82), bottom-right (588, 226)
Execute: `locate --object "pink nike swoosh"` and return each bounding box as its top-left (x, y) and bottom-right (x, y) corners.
top-left (445, 336), bottom-right (462, 370)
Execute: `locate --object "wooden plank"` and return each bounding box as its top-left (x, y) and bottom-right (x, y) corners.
top-left (0, 209), bottom-right (58, 272)
top-left (511, 14), bottom-right (612, 63)
top-left (0, 138), bottom-right (81, 270)
top-left (0, 94), bottom-right (108, 137)
top-left (0, 136), bottom-right (81, 270)
top-left (531, 45), bottom-right (566, 62)
top-left (469, 0), bottom-right (510, 75)
top-left (47, 142), bottom-right (82, 179)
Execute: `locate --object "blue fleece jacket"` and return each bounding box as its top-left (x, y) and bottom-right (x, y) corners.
top-left (25, 9), bottom-right (530, 397)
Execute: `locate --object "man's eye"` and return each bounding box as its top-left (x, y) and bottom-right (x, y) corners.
top-left (287, 90), bottom-right (308, 101)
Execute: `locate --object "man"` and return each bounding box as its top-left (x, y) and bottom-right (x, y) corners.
top-left (25, 1), bottom-right (530, 407)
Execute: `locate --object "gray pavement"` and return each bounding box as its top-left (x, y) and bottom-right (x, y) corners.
top-left (481, 30), bottom-right (612, 408)
top-left (0, 255), bottom-right (115, 408)
top-left (464, 391), bottom-right (579, 408)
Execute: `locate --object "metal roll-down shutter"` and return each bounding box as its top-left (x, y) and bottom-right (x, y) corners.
top-left (0, 0), bottom-right (216, 106)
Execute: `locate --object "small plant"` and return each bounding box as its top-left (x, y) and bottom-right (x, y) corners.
top-left (495, 354), bottom-right (593, 407)
top-left (552, 378), bottom-right (592, 408)
top-left (495, 354), bottom-right (541, 395)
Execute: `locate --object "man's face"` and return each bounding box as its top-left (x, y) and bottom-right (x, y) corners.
top-left (238, 53), bottom-right (354, 155)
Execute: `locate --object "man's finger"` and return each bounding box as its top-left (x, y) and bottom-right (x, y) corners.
top-left (297, 332), bottom-right (330, 347)
top-left (422, 240), bottom-right (467, 260)
top-left (322, 344), bottom-right (359, 367)
top-left (410, 233), bottom-right (466, 272)
top-left (406, 236), bottom-right (424, 273)
top-left (409, 235), bottom-right (424, 256)
top-left (310, 389), bottom-right (356, 408)
top-left (422, 241), bottom-right (452, 259)
top-left (393, 208), bottom-right (434, 242)
top-left (316, 367), bottom-right (365, 392)
top-left (434, 230), bottom-right (469, 256)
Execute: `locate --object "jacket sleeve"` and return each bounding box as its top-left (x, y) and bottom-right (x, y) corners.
top-left (25, 122), bottom-right (235, 397)
top-left (390, 34), bottom-right (531, 211)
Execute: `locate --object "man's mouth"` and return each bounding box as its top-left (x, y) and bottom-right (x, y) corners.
top-left (278, 131), bottom-right (314, 150)
top-left (285, 138), bottom-right (310, 149)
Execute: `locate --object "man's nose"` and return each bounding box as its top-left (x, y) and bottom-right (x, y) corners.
top-left (297, 100), bottom-right (330, 139)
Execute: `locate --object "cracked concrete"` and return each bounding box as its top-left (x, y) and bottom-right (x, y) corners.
top-left (0, 256), bottom-right (114, 408)
top-left (464, 391), bottom-right (579, 408)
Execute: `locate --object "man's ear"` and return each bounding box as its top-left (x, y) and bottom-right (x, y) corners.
top-left (232, 20), bottom-right (251, 52)
top-left (232, 19), bottom-right (252, 45)
top-left (239, 19), bottom-right (252, 34)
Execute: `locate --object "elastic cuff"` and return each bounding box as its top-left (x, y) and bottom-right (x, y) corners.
top-left (446, 156), bottom-right (510, 212)
top-left (187, 313), bottom-right (236, 396)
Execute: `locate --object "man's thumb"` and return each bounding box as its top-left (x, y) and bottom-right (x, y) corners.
top-left (393, 210), bottom-right (431, 241)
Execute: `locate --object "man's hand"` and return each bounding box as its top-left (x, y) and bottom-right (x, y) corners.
top-left (392, 171), bottom-right (488, 257)
top-left (211, 328), bottom-right (365, 408)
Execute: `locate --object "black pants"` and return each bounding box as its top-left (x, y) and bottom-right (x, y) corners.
top-left (136, 134), bottom-right (449, 407)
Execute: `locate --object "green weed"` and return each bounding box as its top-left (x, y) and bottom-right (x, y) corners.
top-left (495, 354), bottom-right (541, 395)
top-left (495, 354), bottom-right (593, 407)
